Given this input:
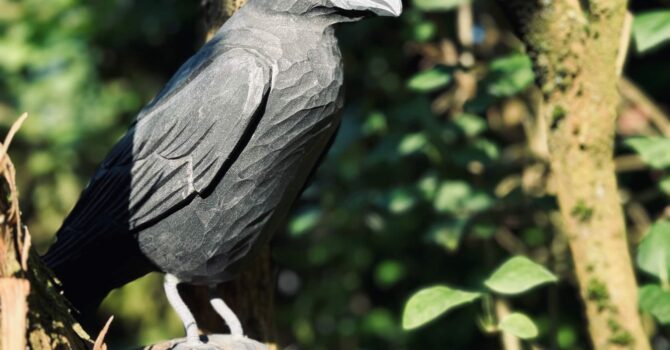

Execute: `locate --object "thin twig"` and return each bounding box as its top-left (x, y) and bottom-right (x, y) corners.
top-left (616, 12), bottom-right (633, 77)
top-left (615, 154), bottom-right (646, 173)
top-left (620, 78), bottom-right (670, 137)
top-left (93, 316), bottom-right (114, 350)
top-left (495, 299), bottom-right (521, 350)
top-left (0, 112), bottom-right (28, 170)
top-left (20, 226), bottom-right (31, 271)
top-left (0, 114), bottom-right (28, 261)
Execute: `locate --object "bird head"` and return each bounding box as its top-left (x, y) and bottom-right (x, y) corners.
top-left (248, 0), bottom-right (403, 19)
top-left (326, 0), bottom-right (403, 17)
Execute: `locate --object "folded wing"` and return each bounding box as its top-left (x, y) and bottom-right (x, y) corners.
top-left (49, 48), bottom-right (272, 259)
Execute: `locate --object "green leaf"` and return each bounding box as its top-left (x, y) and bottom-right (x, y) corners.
top-left (434, 181), bottom-right (493, 214)
top-left (398, 133), bottom-right (428, 155)
top-left (487, 54), bottom-right (534, 97)
top-left (429, 218), bottom-right (468, 252)
top-left (362, 111), bottom-right (387, 135)
top-left (484, 256), bottom-right (558, 295)
top-left (453, 113), bottom-right (487, 138)
top-left (634, 10), bottom-right (670, 53)
top-left (637, 220), bottom-right (670, 281)
top-left (626, 137), bottom-right (670, 169)
top-left (388, 188), bottom-right (417, 213)
top-left (639, 284), bottom-right (670, 324)
top-left (661, 177), bottom-right (670, 196)
top-left (375, 260), bottom-right (406, 288)
top-left (412, 0), bottom-right (469, 12)
top-left (413, 21), bottom-right (437, 42)
top-left (498, 313), bottom-right (539, 339)
top-left (289, 209), bottom-right (321, 237)
top-left (402, 285), bottom-right (480, 330)
top-left (407, 66), bottom-right (452, 92)
top-left (417, 173), bottom-right (439, 200)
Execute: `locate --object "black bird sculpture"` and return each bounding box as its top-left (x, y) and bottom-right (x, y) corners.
top-left (43, 0), bottom-right (402, 345)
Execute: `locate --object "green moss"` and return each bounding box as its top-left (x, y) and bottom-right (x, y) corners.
top-left (606, 318), bottom-right (634, 346)
top-left (571, 199), bottom-right (594, 222)
top-left (551, 105), bottom-right (567, 129)
top-left (609, 329), bottom-right (634, 346)
top-left (607, 318), bottom-right (620, 331)
top-left (586, 278), bottom-right (610, 311)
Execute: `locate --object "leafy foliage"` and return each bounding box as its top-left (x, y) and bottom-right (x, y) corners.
top-left (485, 256), bottom-right (558, 295)
top-left (412, 0), bottom-right (469, 12)
top-left (637, 220), bottom-right (670, 281)
top-left (634, 10), bottom-right (670, 53)
top-left (498, 313), bottom-right (539, 340)
top-left (626, 137), bottom-right (670, 169)
top-left (407, 66), bottom-right (452, 92)
top-left (640, 284), bottom-right (670, 325)
top-left (401, 286), bottom-right (480, 330)
top-left (486, 54), bottom-right (535, 97)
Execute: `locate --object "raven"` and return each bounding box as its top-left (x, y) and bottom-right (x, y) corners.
top-left (43, 0), bottom-right (402, 344)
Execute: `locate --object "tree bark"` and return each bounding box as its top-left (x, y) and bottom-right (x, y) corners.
top-left (0, 114), bottom-right (90, 350)
top-left (201, 0), bottom-right (247, 39)
top-left (496, 1), bottom-right (649, 349)
top-left (182, 0), bottom-right (278, 346)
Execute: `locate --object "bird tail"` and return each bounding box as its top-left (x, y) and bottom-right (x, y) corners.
top-left (42, 225), bottom-right (157, 325)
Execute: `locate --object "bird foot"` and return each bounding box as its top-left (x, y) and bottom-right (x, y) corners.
top-left (162, 334), bottom-right (267, 350)
top-left (170, 341), bottom-right (213, 350)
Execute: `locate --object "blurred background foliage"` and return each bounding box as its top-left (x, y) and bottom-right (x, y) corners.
top-left (3, 0), bottom-right (670, 348)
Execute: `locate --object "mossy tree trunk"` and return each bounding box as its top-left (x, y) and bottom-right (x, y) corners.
top-left (496, 1), bottom-right (649, 349)
top-left (182, 0), bottom-right (278, 346)
top-left (0, 116), bottom-right (91, 350)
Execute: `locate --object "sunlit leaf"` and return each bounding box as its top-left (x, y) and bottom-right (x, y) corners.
top-left (412, 0), bottom-right (469, 12)
top-left (637, 220), bottom-right (670, 281)
top-left (398, 133), bottom-right (428, 154)
top-left (487, 54), bottom-right (534, 97)
top-left (634, 10), bottom-right (670, 53)
top-left (289, 209), bottom-right (321, 237)
top-left (485, 256), bottom-right (558, 295)
top-left (498, 313), bottom-right (539, 339)
top-left (388, 188), bottom-right (417, 213)
top-left (434, 181), bottom-right (494, 214)
top-left (639, 284), bottom-right (670, 324)
top-left (429, 218), bottom-right (468, 252)
top-left (661, 177), bottom-right (670, 196)
top-left (407, 66), bottom-right (452, 92)
top-left (417, 173), bottom-right (439, 200)
top-left (402, 285), bottom-right (480, 330)
top-left (453, 114), bottom-right (487, 138)
top-left (626, 137), bottom-right (670, 169)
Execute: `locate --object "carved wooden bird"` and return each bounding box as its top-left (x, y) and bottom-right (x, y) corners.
top-left (43, 0), bottom-right (402, 344)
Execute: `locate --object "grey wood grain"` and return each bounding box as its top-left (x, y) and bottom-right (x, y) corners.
top-left (43, 0), bottom-right (402, 320)
top-left (142, 335), bottom-right (267, 350)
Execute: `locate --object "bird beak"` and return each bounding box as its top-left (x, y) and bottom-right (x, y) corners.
top-left (368, 0), bottom-right (403, 17)
top-left (332, 0), bottom-right (403, 17)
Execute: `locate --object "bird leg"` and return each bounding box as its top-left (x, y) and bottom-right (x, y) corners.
top-left (164, 274), bottom-right (201, 345)
top-left (208, 285), bottom-right (244, 337)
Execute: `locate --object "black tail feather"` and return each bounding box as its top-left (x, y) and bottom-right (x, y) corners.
top-left (43, 225), bottom-right (157, 326)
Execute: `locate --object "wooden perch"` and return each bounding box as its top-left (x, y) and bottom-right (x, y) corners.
top-left (142, 334), bottom-right (267, 350)
top-left (0, 114), bottom-right (91, 350)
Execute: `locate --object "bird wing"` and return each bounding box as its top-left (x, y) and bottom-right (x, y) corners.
top-left (61, 48), bottom-right (272, 233)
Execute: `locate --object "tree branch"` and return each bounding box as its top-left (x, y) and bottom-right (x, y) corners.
top-left (497, 1), bottom-right (650, 349)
